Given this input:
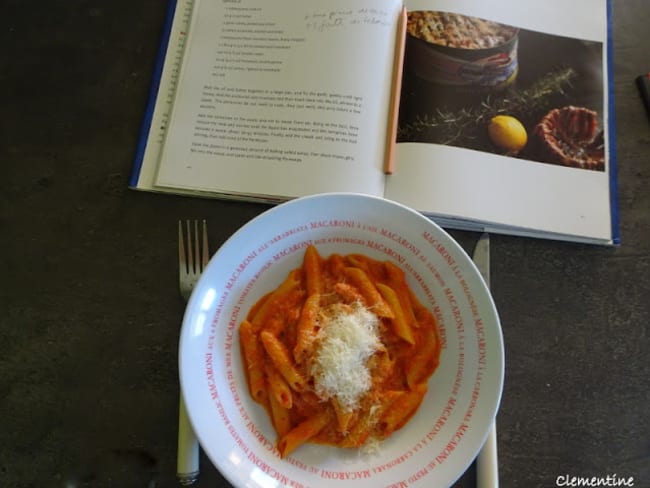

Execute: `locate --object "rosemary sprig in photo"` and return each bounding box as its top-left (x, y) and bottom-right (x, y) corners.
top-left (397, 66), bottom-right (577, 147)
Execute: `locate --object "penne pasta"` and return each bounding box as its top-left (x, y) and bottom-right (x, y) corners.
top-left (339, 413), bottom-right (373, 448)
top-left (406, 312), bottom-right (441, 388)
top-left (246, 291), bottom-right (272, 321)
top-left (238, 246), bottom-right (441, 458)
top-left (265, 362), bottom-right (293, 409)
top-left (384, 260), bottom-right (419, 328)
top-left (379, 383), bottom-right (428, 437)
top-left (340, 389), bottom-right (401, 448)
top-left (260, 330), bottom-right (307, 392)
top-left (367, 349), bottom-right (396, 387)
top-left (376, 282), bottom-right (415, 344)
top-left (303, 245), bottom-right (323, 297)
top-left (328, 253), bottom-right (346, 279)
top-left (277, 409), bottom-right (333, 458)
top-left (239, 320), bottom-right (267, 403)
top-left (333, 281), bottom-right (365, 304)
top-left (293, 293), bottom-right (321, 364)
top-left (262, 316), bottom-right (286, 336)
top-left (268, 385), bottom-right (292, 437)
top-left (343, 266), bottom-right (394, 318)
top-left (250, 269), bottom-right (302, 330)
top-left (331, 397), bottom-right (356, 434)
top-left (345, 254), bottom-right (371, 273)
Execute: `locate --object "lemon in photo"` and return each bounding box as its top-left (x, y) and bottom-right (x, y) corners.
top-left (488, 115), bottom-right (528, 155)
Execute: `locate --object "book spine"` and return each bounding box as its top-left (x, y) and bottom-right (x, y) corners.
top-left (128, 0), bottom-right (178, 188)
top-left (606, 0), bottom-right (621, 245)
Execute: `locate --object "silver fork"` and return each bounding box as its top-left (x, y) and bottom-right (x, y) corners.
top-left (177, 220), bottom-right (210, 486)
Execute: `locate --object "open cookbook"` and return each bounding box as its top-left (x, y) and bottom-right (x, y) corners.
top-left (129, 0), bottom-right (619, 245)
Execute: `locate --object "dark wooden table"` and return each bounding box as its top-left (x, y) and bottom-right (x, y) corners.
top-left (2, 1), bottom-right (649, 487)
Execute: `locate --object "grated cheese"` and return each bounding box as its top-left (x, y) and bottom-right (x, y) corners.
top-left (310, 303), bottom-right (382, 411)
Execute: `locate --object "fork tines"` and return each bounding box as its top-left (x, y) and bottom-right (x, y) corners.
top-left (178, 220), bottom-right (209, 274)
top-left (178, 220), bottom-right (210, 304)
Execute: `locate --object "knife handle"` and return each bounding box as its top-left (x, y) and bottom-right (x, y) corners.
top-left (476, 421), bottom-right (499, 488)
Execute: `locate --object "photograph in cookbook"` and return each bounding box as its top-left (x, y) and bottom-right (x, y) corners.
top-left (398, 11), bottom-right (607, 172)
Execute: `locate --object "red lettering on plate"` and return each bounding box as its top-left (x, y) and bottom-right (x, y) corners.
top-left (421, 231), bottom-right (456, 268)
top-left (320, 469), bottom-right (371, 480)
top-left (379, 228), bottom-right (421, 257)
top-left (408, 466), bottom-right (429, 484)
top-left (435, 422), bottom-right (468, 464)
top-left (371, 450), bottom-right (414, 475)
top-left (385, 482), bottom-right (408, 488)
top-left (426, 395), bottom-right (457, 442)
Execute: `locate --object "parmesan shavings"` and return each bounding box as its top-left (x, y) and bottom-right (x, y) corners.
top-left (310, 303), bottom-right (382, 411)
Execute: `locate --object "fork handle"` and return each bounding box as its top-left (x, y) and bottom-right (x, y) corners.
top-left (177, 395), bottom-right (200, 486)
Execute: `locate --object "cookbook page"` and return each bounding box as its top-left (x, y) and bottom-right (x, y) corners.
top-left (386, 0), bottom-right (616, 242)
top-left (155, 0), bottom-right (402, 199)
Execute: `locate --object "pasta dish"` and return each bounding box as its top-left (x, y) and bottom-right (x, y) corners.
top-left (238, 245), bottom-right (441, 458)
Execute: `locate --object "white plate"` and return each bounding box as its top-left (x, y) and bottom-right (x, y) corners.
top-left (180, 193), bottom-right (504, 488)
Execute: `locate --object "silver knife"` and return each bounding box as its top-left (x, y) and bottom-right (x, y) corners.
top-left (473, 233), bottom-right (499, 488)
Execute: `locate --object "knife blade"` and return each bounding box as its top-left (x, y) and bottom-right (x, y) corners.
top-left (473, 233), bottom-right (498, 488)
top-left (473, 233), bottom-right (490, 289)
